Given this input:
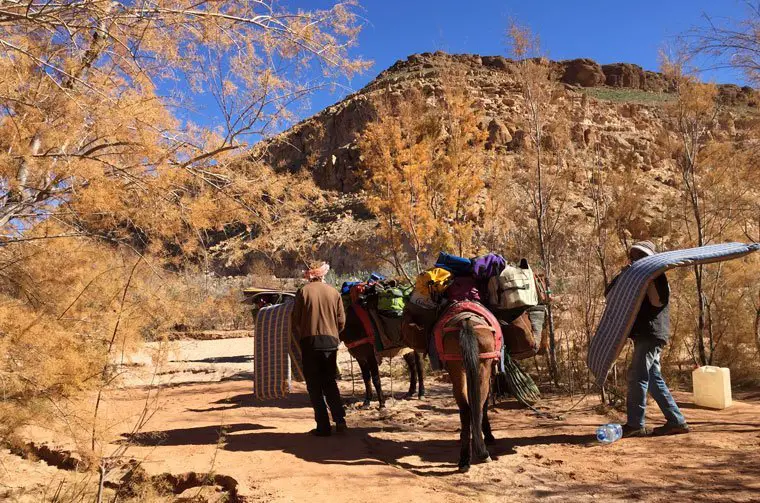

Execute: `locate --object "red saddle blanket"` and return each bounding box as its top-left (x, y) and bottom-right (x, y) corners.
top-left (433, 301), bottom-right (503, 362)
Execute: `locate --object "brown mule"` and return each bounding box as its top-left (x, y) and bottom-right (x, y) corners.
top-left (436, 302), bottom-right (501, 472)
top-left (341, 305), bottom-right (423, 408)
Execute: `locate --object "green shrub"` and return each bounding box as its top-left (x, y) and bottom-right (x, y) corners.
top-left (582, 87), bottom-right (673, 104)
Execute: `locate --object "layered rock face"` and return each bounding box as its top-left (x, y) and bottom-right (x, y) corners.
top-left (257, 52), bottom-right (754, 193)
top-left (228, 52), bottom-right (756, 275)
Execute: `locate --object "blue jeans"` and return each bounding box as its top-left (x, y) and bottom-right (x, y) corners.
top-left (627, 338), bottom-right (686, 428)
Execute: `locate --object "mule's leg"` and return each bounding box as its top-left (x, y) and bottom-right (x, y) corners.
top-left (478, 363), bottom-right (495, 455)
top-left (458, 405), bottom-right (472, 472)
top-left (482, 399), bottom-right (495, 445)
top-left (402, 352), bottom-right (417, 400)
top-left (450, 363), bottom-right (472, 472)
top-left (415, 351), bottom-right (425, 398)
top-left (357, 357), bottom-right (372, 408)
top-left (368, 351), bottom-right (385, 408)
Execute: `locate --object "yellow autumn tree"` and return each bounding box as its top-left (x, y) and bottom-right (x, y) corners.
top-left (432, 77), bottom-right (489, 256)
top-left (660, 49), bottom-right (760, 365)
top-left (358, 89), bottom-right (439, 276)
top-left (0, 1), bottom-right (370, 484)
top-left (687, 5), bottom-right (760, 365)
top-left (0, 0), bottom-right (368, 256)
top-left (359, 81), bottom-right (489, 275)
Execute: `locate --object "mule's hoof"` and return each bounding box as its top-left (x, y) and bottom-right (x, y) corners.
top-left (358, 400), bottom-right (371, 409)
top-left (458, 464), bottom-right (470, 473)
top-left (401, 392), bottom-right (415, 400)
top-left (483, 456), bottom-right (492, 463)
top-left (378, 401), bottom-right (386, 409)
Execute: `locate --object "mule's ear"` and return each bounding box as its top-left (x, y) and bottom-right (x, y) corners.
top-left (519, 258), bottom-right (529, 269)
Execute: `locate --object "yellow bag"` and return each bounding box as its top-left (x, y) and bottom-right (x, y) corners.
top-left (414, 268), bottom-right (453, 298)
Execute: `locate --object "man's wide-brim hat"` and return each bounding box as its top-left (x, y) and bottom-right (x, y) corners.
top-left (629, 241), bottom-right (656, 257)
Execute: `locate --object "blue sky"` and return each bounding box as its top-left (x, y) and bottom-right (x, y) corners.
top-left (179, 0), bottom-right (751, 135)
top-left (305, 0), bottom-right (749, 113)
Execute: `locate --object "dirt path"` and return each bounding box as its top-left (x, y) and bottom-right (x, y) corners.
top-left (8, 338), bottom-right (760, 502)
top-left (93, 378), bottom-right (758, 503)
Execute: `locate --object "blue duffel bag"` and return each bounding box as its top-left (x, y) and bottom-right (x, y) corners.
top-left (434, 252), bottom-right (473, 276)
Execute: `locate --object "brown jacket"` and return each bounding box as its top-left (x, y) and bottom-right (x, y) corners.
top-left (292, 281), bottom-right (346, 351)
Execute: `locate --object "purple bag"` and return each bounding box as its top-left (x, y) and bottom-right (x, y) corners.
top-left (471, 253), bottom-right (507, 281)
top-left (446, 276), bottom-right (481, 302)
top-left (472, 253), bottom-right (506, 300)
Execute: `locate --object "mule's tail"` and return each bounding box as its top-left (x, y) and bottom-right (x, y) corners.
top-left (460, 319), bottom-right (488, 460)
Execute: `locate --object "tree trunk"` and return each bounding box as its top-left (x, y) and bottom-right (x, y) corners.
top-left (96, 462), bottom-right (107, 503)
top-left (540, 234), bottom-right (560, 385)
top-left (754, 291), bottom-right (760, 357)
top-left (694, 266), bottom-right (708, 366)
top-left (534, 142), bottom-right (560, 386)
top-left (685, 148), bottom-right (709, 366)
top-left (544, 291), bottom-right (560, 385)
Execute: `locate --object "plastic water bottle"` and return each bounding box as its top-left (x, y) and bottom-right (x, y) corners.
top-left (596, 423), bottom-right (623, 444)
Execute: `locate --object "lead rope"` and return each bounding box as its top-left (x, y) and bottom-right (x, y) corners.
top-left (349, 354), bottom-right (355, 397)
top-left (501, 354), bottom-right (590, 420)
top-left (389, 355), bottom-right (394, 404)
top-left (518, 390), bottom-right (592, 421)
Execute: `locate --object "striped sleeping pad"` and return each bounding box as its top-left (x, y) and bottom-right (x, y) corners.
top-left (494, 353), bottom-right (541, 406)
top-left (588, 242), bottom-right (760, 387)
top-left (253, 301), bottom-right (305, 399)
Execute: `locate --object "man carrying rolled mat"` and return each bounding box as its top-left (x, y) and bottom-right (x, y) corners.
top-left (606, 241), bottom-right (690, 438)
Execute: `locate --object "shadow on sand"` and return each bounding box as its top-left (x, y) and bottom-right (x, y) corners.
top-left (180, 355), bottom-right (254, 364)
top-left (121, 423), bottom-right (275, 446)
top-left (122, 420), bottom-right (594, 476)
top-left (186, 392), bottom-right (312, 413)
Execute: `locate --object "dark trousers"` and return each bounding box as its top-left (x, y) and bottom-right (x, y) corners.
top-left (302, 348), bottom-right (345, 430)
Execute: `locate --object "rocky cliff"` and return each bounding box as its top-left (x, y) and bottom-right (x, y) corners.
top-left (217, 52), bottom-right (758, 275)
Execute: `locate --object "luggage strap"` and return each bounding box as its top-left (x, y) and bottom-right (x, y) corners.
top-left (345, 304), bottom-right (376, 350)
top-left (345, 336), bottom-right (373, 349)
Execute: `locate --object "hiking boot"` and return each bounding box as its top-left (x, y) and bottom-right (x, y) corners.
top-left (335, 422), bottom-right (348, 434)
top-left (622, 425), bottom-right (651, 438)
top-left (310, 428), bottom-right (331, 437)
top-left (653, 422), bottom-right (690, 436)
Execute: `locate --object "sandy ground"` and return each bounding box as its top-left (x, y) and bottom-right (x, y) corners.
top-left (122, 337), bottom-right (256, 387)
top-left (5, 337), bottom-right (760, 502)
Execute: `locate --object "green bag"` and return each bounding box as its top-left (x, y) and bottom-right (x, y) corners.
top-left (377, 284), bottom-right (412, 314)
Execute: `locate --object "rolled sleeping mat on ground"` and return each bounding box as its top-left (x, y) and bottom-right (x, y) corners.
top-left (253, 300), bottom-right (304, 400)
top-left (500, 353), bottom-right (541, 406)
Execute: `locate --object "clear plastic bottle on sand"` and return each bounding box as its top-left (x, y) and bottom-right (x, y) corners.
top-left (596, 423), bottom-right (623, 444)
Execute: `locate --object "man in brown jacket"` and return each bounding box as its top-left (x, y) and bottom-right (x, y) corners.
top-left (292, 261), bottom-right (346, 436)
